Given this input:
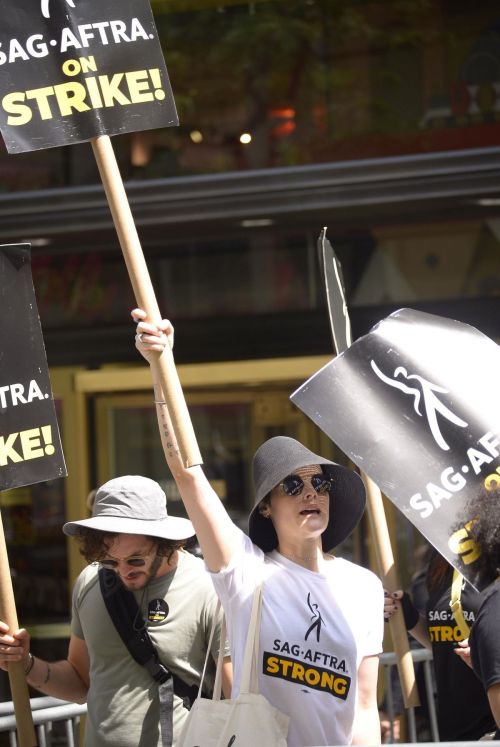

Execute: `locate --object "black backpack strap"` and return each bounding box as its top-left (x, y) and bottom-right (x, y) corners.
top-left (98, 568), bottom-right (198, 745)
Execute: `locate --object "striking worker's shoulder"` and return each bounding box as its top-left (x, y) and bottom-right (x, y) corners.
top-left (177, 550), bottom-right (217, 590)
top-left (75, 562), bottom-right (99, 587)
top-left (72, 563), bottom-right (100, 606)
top-left (332, 557), bottom-right (383, 591)
top-left (476, 582), bottom-right (500, 621)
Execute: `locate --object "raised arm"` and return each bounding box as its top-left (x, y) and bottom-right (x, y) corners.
top-left (132, 308), bottom-right (238, 572)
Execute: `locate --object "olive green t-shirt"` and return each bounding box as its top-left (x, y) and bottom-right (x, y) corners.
top-left (72, 551), bottom-right (225, 747)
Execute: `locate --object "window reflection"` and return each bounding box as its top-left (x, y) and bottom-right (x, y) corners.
top-left (28, 219), bottom-right (500, 333)
top-left (111, 401), bottom-right (253, 525)
top-left (351, 220), bottom-right (500, 305)
top-left (157, 234), bottom-right (315, 319)
top-left (1, 1), bottom-right (499, 189)
top-left (3, 478), bottom-right (68, 622)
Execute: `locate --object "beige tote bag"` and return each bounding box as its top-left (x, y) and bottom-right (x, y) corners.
top-left (178, 583), bottom-right (289, 747)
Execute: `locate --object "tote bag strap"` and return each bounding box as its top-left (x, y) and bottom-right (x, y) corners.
top-left (198, 599), bottom-right (226, 702)
top-left (239, 582), bottom-right (264, 695)
top-left (199, 581), bottom-right (264, 700)
top-left (212, 612), bottom-right (227, 701)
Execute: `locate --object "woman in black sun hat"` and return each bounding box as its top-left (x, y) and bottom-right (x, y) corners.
top-left (132, 308), bottom-right (384, 747)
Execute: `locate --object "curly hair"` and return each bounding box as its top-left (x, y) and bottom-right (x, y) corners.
top-left (75, 528), bottom-right (187, 565)
top-left (426, 547), bottom-right (450, 592)
top-left (461, 483), bottom-right (500, 586)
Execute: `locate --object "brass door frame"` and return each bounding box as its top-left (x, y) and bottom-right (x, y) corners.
top-left (49, 367), bottom-right (90, 601)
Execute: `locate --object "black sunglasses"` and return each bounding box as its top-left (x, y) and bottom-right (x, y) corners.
top-left (100, 556), bottom-right (148, 569)
top-left (279, 474), bottom-right (332, 497)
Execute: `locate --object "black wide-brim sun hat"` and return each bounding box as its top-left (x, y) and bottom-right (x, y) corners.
top-left (248, 436), bottom-right (366, 552)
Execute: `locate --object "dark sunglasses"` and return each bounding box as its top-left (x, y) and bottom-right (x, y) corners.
top-left (279, 474), bottom-right (332, 497)
top-left (100, 556), bottom-right (149, 569)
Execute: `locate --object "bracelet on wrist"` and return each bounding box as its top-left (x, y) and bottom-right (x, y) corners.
top-left (154, 400), bottom-right (166, 405)
top-left (24, 652), bottom-right (35, 676)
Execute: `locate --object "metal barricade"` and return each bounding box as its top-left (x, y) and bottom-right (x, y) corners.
top-left (0, 696), bottom-right (86, 747)
top-left (0, 649), bottom-right (437, 746)
top-left (380, 648), bottom-right (438, 744)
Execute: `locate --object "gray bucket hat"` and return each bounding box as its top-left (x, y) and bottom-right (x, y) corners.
top-left (248, 436), bottom-right (366, 552)
top-left (63, 475), bottom-right (194, 541)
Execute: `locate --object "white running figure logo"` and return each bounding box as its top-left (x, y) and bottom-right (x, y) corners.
top-left (370, 361), bottom-right (468, 451)
top-left (41, 0), bottom-right (76, 19)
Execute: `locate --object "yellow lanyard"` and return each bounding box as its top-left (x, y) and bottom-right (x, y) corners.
top-left (449, 568), bottom-right (471, 638)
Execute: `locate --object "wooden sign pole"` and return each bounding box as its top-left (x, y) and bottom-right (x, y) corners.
top-left (91, 134), bottom-right (202, 468)
top-left (363, 473), bottom-right (420, 708)
top-left (0, 510), bottom-right (37, 747)
top-left (318, 230), bottom-right (419, 708)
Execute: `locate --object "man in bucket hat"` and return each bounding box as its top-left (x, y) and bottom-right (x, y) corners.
top-left (133, 309), bottom-right (384, 747)
top-left (0, 475), bottom-right (231, 747)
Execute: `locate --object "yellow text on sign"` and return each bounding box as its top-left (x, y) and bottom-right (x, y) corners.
top-left (2, 55), bottom-right (166, 126)
top-left (0, 425), bottom-right (55, 466)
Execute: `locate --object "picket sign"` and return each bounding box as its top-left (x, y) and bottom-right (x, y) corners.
top-left (91, 135), bottom-right (202, 468)
top-left (0, 0), bottom-right (200, 459)
top-left (0, 0), bottom-right (202, 737)
top-left (314, 229), bottom-right (419, 708)
top-left (0, 244), bottom-right (68, 747)
top-left (292, 306), bottom-right (500, 590)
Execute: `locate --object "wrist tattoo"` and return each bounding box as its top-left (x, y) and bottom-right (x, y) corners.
top-left (43, 662), bottom-right (51, 685)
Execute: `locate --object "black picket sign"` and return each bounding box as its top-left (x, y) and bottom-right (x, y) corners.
top-left (291, 308), bottom-right (500, 589)
top-left (0, 0), bottom-right (178, 152)
top-left (0, 244), bottom-right (66, 489)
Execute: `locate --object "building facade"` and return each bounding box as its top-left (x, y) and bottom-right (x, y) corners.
top-left (0, 0), bottom-right (499, 665)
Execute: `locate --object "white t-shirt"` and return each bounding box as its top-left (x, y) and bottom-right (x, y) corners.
top-left (210, 529), bottom-right (383, 747)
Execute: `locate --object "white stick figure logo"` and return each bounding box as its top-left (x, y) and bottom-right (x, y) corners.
top-left (41, 0), bottom-right (76, 19)
top-left (371, 360), bottom-right (468, 451)
top-left (305, 592), bottom-right (325, 643)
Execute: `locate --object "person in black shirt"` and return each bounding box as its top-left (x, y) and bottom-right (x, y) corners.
top-left (385, 548), bottom-right (496, 740)
top-left (462, 480), bottom-right (500, 739)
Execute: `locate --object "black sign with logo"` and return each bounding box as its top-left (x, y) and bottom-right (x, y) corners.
top-left (0, 0), bottom-right (178, 153)
top-left (0, 245), bottom-right (66, 490)
top-left (291, 308), bottom-right (500, 589)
